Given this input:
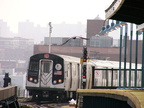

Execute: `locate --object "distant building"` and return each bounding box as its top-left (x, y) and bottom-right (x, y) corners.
top-left (87, 15), bottom-right (105, 46)
top-left (44, 37), bottom-right (63, 45)
top-left (64, 38), bottom-right (83, 46)
top-left (0, 20), bottom-right (11, 37)
top-left (18, 21), bottom-right (86, 43)
top-left (0, 37), bottom-right (34, 73)
top-left (90, 36), bottom-right (113, 47)
top-left (44, 37), bottom-right (83, 46)
top-left (113, 39), bottom-right (120, 47)
top-left (0, 37), bottom-right (34, 49)
top-left (18, 20), bottom-right (48, 43)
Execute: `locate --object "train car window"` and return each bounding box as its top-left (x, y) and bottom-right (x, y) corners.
top-left (73, 64), bottom-right (76, 76)
top-left (29, 61), bottom-right (39, 71)
top-left (70, 63), bottom-right (72, 88)
top-left (70, 63), bottom-right (72, 74)
top-left (77, 64), bottom-right (79, 75)
top-left (77, 64), bottom-right (80, 88)
top-left (65, 64), bottom-right (69, 77)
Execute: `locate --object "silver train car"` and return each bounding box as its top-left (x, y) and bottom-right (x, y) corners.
top-left (26, 53), bottom-right (87, 102)
top-left (26, 53), bottom-right (142, 102)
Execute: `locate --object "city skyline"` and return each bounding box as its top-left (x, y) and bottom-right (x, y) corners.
top-left (0, 19), bottom-right (87, 43)
top-left (0, 0), bottom-right (114, 33)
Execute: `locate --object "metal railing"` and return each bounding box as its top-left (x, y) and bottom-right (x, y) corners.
top-left (92, 66), bottom-right (143, 89)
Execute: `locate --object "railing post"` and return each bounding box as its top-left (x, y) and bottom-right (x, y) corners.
top-left (119, 26), bottom-right (123, 88)
top-left (92, 66), bottom-right (95, 88)
top-left (111, 68), bottom-right (114, 87)
top-left (106, 68), bottom-right (108, 87)
top-left (135, 30), bottom-right (139, 87)
top-left (124, 24), bottom-right (128, 88)
top-left (129, 23), bottom-right (133, 88)
top-left (142, 31), bottom-right (144, 87)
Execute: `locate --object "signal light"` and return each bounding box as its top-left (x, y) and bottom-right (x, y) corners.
top-left (82, 47), bottom-right (87, 89)
top-left (83, 47), bottom-right (87, 62)
top-left (83, 65), bottom-right (86, 79)
top-left (83, 65), bottom-right (86, 71)
top-left (83, 59), bottom-right (87, 62)
top-left (82, 75), bottom-right (86, 78)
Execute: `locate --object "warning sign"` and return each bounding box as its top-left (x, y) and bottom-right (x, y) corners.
top-left (95, 70), bottom-right (101, 78)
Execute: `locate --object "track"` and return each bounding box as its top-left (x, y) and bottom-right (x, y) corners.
top-left (19, 98), bottom-right (70, 108)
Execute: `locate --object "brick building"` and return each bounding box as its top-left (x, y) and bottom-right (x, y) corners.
top-left (34, 39), bottom-right (142, 64)
top-left (86, 15), bottom-right (105, 46)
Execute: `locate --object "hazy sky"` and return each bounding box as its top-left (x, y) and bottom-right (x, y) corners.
top-left (0, 0), bottom-right (114, 33)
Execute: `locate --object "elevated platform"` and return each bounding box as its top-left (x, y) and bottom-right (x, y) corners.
top-left (0, 86), bottom-right (19, 108)
top-left (76, 89), bottom-right (144, 108)
top-left (0, 86), bottom-right (17, 101)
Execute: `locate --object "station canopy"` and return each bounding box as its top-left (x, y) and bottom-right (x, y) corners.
top-left (105, 0), bottom-right (144, 25)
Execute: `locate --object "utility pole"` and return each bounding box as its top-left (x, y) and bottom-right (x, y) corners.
top-left (48, 22), bottom-right (52, 53)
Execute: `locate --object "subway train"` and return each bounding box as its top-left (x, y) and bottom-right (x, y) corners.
top-left (26, 53), bottom-right (142, 102)
top-left (26, 53), bottom-right (85, 102)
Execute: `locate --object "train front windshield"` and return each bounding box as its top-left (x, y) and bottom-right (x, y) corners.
top-left (29, 61), bottom-right (39, 72)
top-left (27, 60), bottom-right (39, 83)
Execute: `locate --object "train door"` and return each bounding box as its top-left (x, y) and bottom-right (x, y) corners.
top-left (39, 59), bottom-right (53, 87)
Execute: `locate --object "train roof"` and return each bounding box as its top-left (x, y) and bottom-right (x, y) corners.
top-left (56, 54), bottom-right (81, 63)
top-left (55, 53), bottom-right (142, 69)
top-left (90, 59), bottom-right (142, 69)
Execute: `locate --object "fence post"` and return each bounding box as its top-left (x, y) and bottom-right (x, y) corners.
top-left (106, 68), bottom-right (108, 87)
top-left (92, 66), bottom-right (95, 88)
top-left (111, 68), bottom-right (114, 87)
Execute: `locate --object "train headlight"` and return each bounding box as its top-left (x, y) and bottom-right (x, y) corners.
top-left (53, 80), bottom-right (57, 84)
top-left (58, 79), bottom-right (62, 83)
top-left (34, 79), bottom-right (37, 83)
top-left (29, 77), bottom-right (33, 81)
